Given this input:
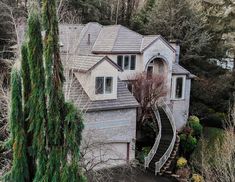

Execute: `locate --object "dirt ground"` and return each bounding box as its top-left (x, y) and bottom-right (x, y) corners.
top-left (89, 166), bottom-right (176, 182)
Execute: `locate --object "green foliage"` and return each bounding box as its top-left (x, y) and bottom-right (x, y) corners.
top-left (67, 0), bottom-right (114, 24)
top-left (3, 67), bottom-right (29, 181)
top-left (4, 1), bottom-right (85, 181)
top-left (189, 116), bottom-right (200, 124)
top-left (136, 147), bottom-right (151, 164)
top-left (203, 112), bottom-right (226, 128)
top-left (189, 116), bottom-right (203, 137)
top-left (180, 133), bottom-right (197, 157)
top-left (131, 0), bottom-right (156, 33)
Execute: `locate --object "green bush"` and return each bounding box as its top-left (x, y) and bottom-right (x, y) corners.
top-left (189, 116), bottom-right (200, 124)
top-left (203, 112), bottom-right (225, 128)
top-left (180, 134), bottom-right (197, 156)
top-left (136, 147), bottom-right (151, 164)
top-left (189, 116), bottom-right (203, 137)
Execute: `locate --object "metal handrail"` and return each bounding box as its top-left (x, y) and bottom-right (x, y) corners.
top-left (155, 98), bottom-right (176, 174)
top-left (144, 101), bottom-right (162, 168)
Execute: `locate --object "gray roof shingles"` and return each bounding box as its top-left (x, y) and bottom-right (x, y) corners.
top-left (68, 77), bottom-right (139, 112)
top-left (62, 54), bottom-right (105, 71)
top-left (59, 23), bottom-right (169, 54)
top-left (172, 63), bottom-right (196, 78)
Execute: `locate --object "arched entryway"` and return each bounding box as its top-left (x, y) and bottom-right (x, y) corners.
top-left (145, 56), bottom-right (168, 78)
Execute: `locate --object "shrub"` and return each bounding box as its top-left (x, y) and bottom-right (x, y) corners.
top-left (191, 174), bottom-right (204, 182)
top-left (203, 112), bottom-right (225, 128)
top-left (180, 134), bottom-right (197, 156)
top-left (182, 126), bottom-right (193, 135)
top-left (191, 123), bottom-right (203, 137)
top-left (176, 167), bottom-right (191, 179)
top-left (136, 147), bottom-right (151, 164)
top-left (189, 116), bottom-right (203, 137)
top-left (176, 157), bottom-right (187, 168)
top-left (189, 116), bottom-right (200, 124)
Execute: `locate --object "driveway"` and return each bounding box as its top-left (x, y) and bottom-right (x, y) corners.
top-left (109, 167), bottom-right (175, 182)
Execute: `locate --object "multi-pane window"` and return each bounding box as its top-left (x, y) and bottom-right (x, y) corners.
top-left (117, 55), bottom-right (136, 70)
top-left (95, 77), bottom-right (113, 94)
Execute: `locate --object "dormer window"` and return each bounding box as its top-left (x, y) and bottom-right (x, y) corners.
top-left (95, 77), bottom-right (113, 94)
top-left (117, 55), bottom-right (136, 70)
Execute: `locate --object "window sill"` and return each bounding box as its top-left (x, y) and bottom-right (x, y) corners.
top-left (170, 98), bottom-right (185, 101)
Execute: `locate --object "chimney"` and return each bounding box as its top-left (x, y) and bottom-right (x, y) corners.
top-left (87, 33), bottom-right (91, 45)
top-left (170, 39), bottom-right (180, 64)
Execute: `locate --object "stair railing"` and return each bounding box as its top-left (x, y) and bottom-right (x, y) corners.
top-left (155, 98), bottom-right (176, 174)
top-left (144, 101), bottom-right (162, 168)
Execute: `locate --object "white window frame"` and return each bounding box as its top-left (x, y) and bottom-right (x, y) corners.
top-left (171, 75), bottom-right (186, 100)
top-left (117, 55), bottom-right (136, 70)
top-left (95, 76), bottom-right (113, 95)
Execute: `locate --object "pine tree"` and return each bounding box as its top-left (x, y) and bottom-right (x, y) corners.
top-left (131, 0), bottom-right (156, 33)
top-left (3, 1), bottom-right (85, 181)
top-left (143, 0), bottom-right (211, 63)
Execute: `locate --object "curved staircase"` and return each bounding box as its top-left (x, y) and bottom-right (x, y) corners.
top-left (144, 99), bottom-right (179, 176)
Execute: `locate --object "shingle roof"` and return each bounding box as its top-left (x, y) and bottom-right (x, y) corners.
top-left (62, 54), bottom-right (104, 71)
top-left (67, 76), bottom-right (139, 112)
top-left (62, 55), bottom-right (122, 72)
top-left (58, 23), bottom-right (174, 54)
top-left (59, 23), bottom-right (102, 55)
top-left (172, 63), bottom-right (196, 78)
top-left (17, 22), bottom-right (173, 55)
top-left (92, 25), bottom-right (162, 53)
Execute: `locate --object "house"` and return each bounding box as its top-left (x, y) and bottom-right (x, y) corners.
top-left (59, 22), bottom-right (195, 173)
top-left (17, 22), bottom-right (194, 173)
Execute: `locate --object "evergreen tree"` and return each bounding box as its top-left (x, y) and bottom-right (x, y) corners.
top-left (142, 0), bottom-right (212, 63)
top-left (5, 66), bottom-right (29, 181)
top-left (131, 0), bottom-right (156, 33)
top-left (3, 1), bottom-right (85, 181)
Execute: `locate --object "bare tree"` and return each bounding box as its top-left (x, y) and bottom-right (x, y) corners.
top-left (128, 73), bottom-right (167, 125)
top-left (80, 130), bottom-right (135, 182)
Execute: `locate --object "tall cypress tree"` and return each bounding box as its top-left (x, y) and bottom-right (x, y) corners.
top-left (5, 66), bottom-right (29, 182)
top-left (4, 2), bottom-right (85, 181)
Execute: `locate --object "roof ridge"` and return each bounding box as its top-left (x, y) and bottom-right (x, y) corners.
top-left (111, 25), bottom-right (122, 52)
top-left (144, 35), bottom-right (159, 37)
top-left (91, 24), bottom-right (103, 52)
top-left (72, 23), bottom-right (89, 54)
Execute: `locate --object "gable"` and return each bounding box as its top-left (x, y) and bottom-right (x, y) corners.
top-left (142, 36), bottom-right (175, 53)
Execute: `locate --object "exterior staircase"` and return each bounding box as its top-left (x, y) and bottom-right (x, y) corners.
top-left (144, 99), bottom-right (178, 175)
